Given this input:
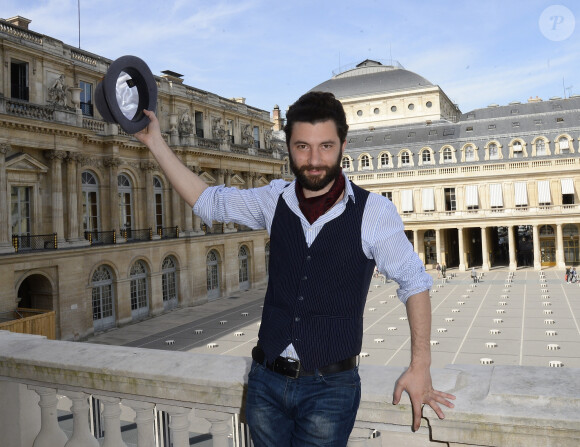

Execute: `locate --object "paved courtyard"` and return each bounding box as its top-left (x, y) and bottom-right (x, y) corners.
top-left (88, 267), bottom-right (580, 369)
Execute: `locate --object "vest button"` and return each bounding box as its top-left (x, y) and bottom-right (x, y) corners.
top-left (302, 276), bottom-right (307, 280)
top-left (298, 296), bottom-right (304, 301)
top-left (306, 255), bottom-right (311, 261)
top-left (295, 316), bottom-right (301, 322)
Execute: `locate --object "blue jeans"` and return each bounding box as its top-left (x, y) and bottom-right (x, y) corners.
top-left (245, 360), bottom-right (361, 447)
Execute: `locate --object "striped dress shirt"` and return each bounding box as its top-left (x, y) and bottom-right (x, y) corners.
top-left (193, 172), bottom-right (433, 304)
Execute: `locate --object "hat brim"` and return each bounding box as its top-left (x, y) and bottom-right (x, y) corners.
top-left (95, 55), bottom-right (157, 134)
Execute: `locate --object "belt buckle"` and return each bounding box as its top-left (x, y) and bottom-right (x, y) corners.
top-left (286, 357), bottom-right (301, 379)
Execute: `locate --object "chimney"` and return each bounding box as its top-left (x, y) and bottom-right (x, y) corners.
top-left (272, 105), bottom-right (285, 131)
top-left (6, 16), bottom-right (31, 30)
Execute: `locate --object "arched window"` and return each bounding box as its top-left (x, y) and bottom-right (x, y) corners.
top-left (512, 141), bottom-right (523, 158)
top-left (422, 150), bottom-right (431, 164)
top-left (82, 171), bottom-right (100, 233)
top-left (443, 147), bottom-right (453, 163)
top-left (206, 250), bottom-right (220, 300)
top-left (563, 224), bottom-right (578, 237)
top-left (118, 174), bottom-right (133, 230)
top-left (559, 136), bottom-right (570, 153)
top-left (130, 260), bottom-right (149, 320)
top-left (153, 176), bottom-right (164, 232)
top-left (360, 154), bottom-right (371, 170)
top-left (401, 151), bottom-right (410, 166)
top-left (162, 256), bottom-right (177, 310)
top-left (489, 143), bottom-right (499, 160)
top-left (539, 225), bottom-right (554, 236)
top-left (465, 145), bottom-right (475, 161)
top-left (536, 140), bottom-right (546, 156)
top-left (91, 265), bottom-right (115, 332)
top-left (380, 153), bottom-right (390, 168)
top-left (342, 156), bottom-right (351, 171)
top-left (239, 245), bottom-right (250, 290)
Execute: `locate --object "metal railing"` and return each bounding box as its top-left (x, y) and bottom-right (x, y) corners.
top-left (122, 227), bottom-right (152, 242)
top-left (85, 230), bottom-right (117, 245)
top-left (12, 233), bottom-right (57, 252)
top-left (157, 226), bottom-right (179, 239)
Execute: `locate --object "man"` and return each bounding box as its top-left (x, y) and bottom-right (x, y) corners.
top-left (136, 92), bottom-right (454, 446)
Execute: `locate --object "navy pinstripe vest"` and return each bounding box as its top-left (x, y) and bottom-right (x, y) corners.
top-left (258, 182), bottom-right (376, 371)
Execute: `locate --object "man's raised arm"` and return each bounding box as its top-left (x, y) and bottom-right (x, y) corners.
top-left (134, 110), bottom-right (207, 208)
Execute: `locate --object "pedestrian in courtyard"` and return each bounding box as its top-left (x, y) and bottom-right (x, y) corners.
top-left (436, 262), bottom-right (441, 278)
top-left (565, 266), bottom-right (570, 283)
top-left (441, 264), bottom-right (447, 279)
top-left (571, 267), bottom-right (578, 283)
top-left (135, 91), bottom-right (455, 446)
top-left (471, 267), bottom-right (477, 283)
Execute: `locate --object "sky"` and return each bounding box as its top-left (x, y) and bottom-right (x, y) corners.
top-left (3, 0), bottom-right (580, 116)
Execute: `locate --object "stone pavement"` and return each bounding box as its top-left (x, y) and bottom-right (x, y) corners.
top-left (88, 267), bottom-right (580, 369)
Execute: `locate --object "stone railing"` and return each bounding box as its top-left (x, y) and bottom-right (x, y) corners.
top-left (1, 331), bottom-right (579, 446)
top-left (400, 203), bottom-right (580, 222)
top-left (347, 157), bottom-right (580, 184)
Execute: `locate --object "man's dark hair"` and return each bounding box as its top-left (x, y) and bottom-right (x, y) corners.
top-left (284, 91), bottom-right (349, 146)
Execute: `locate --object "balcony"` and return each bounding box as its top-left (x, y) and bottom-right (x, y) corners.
top-left (401, 203), bottom-right (580, 223)
top-left (1, 331), bottom-right (578, 446)
top-left (12, 233), bottom-right (57, 252)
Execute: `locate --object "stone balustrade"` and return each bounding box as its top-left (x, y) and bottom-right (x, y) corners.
top-left (0, 330), bottom-right (579, 446)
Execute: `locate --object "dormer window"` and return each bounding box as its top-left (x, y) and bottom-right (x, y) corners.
top-left (465, 145), bottom-right (475, 161)
top-left (443, 147), bottom-right (453, 163)
top-left (489, 143), bottom-right (499, 160)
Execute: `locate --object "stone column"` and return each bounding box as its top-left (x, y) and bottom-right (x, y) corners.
top-left (252, 173), bottom-right (260, 188)
top-left (64, 152), bottom-right (86, 246)
top-left (508, 225), bottom-right (517, 271)
top-left (45, 150), bottom-right (67, 246)
top-left (413, 230), bottom-right (419, 254)
top-left (104, 157), bottom-right (121, 233)
top-left (533, 224), bottom-right (541, 270)
top-left (224, 170), bottom-right (237, 233)
top-left (435, 228), bottom-right (441, 264)
top-left (556, 223), bottom-right (565, 268)
top-left (0, 144), bottom-right (14, 253)
top-left (481, 226), bottom-right (490, 271)
top-left (191, 167), bottom-right (204, 235)
top-left (246, 172), bottom-right (254, 190)
top-left (77, 155), bottom-right (89, 239)
top-left (171, 152), bottom-right (183, 231)
top-left (458, 227), bottom-right (465, 271)
top-left (141, 161), bottom-right (157, 237)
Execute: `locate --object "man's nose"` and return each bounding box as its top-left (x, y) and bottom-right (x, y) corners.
top-left (309, 147), bottom-right (321, 165)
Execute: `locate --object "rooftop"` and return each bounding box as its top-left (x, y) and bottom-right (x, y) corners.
top-left (310, 59), bottom-right (434, 99)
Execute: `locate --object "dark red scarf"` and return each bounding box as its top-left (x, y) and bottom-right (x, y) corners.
top-left (295, 171), bottom-right (345, 224)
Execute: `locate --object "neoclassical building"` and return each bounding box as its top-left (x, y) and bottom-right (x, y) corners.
top-left (306, 59), bottom-right (580, 271)
top-left (0, 16), bottom-right (285, 339)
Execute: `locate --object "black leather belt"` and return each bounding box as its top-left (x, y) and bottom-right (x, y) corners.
top-left (252, 345), bottom-right (357, 379)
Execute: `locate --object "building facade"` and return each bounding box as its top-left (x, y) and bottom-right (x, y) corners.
top-left (0, 16), bottom-right (285, 340)
top-left (309, 59), bottom-right (580, 271)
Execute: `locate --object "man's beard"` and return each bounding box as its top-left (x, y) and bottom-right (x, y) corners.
top-left (289, 150), bottom-right (343, 192)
